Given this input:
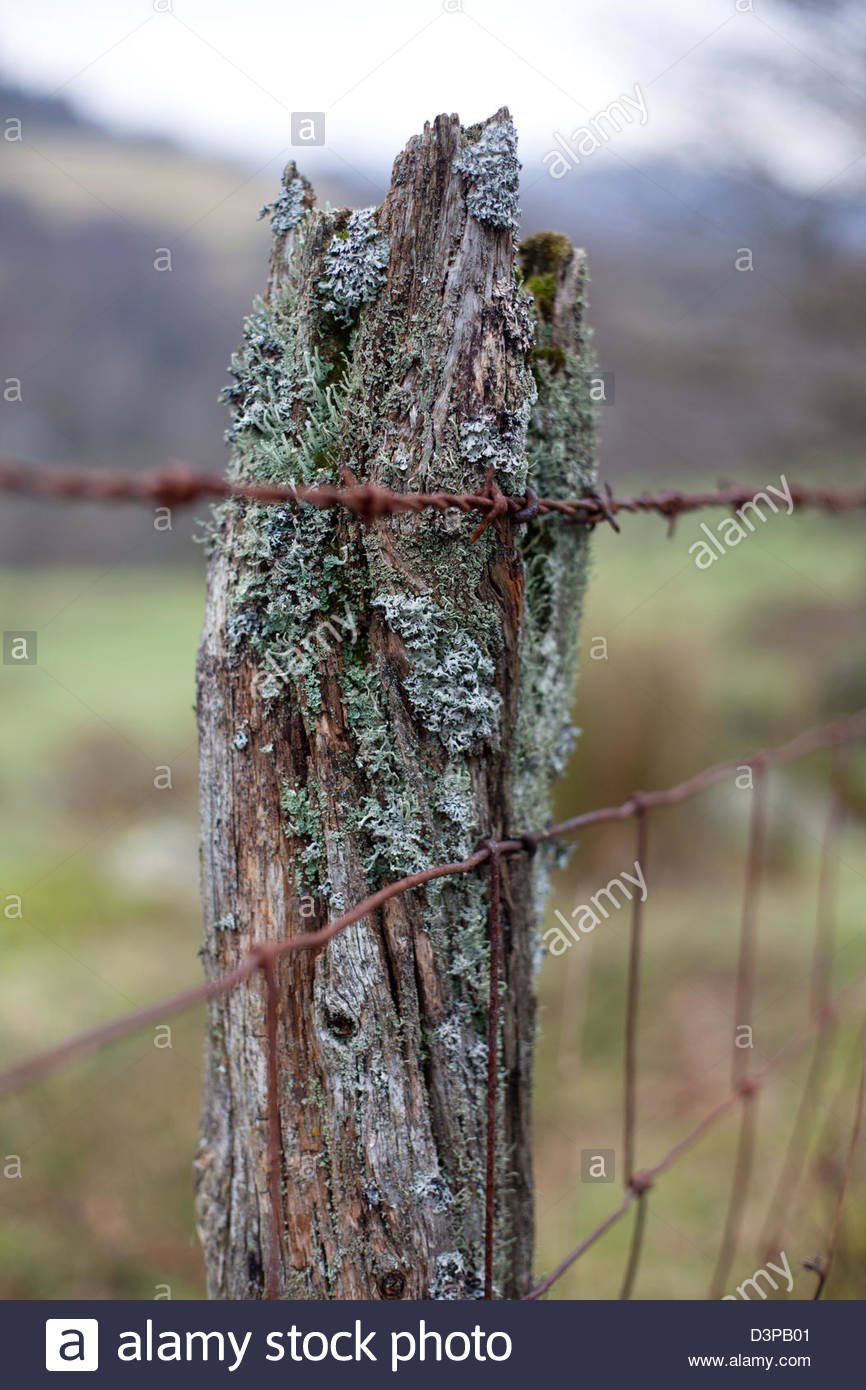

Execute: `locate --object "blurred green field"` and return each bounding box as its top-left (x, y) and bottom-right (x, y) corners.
top-left (1, 505), bottom-right (865, 1299)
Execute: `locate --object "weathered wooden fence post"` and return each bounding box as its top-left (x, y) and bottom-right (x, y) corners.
top-left (195, 108), bottom-right (596, 1299)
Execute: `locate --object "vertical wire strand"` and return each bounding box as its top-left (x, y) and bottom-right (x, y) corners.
top-left (802, 1016), bottom-right (866, 1288)
top-left (263, 953), bottom-right (284, 1301)
top-left (620, 802), bottom-right (649, 1300)
top-left (483, 841), bottom-right (502, 1301)
top-left (810, 1029), bottom-right (866, 1299)
top-left (708, 761), bottom-right (767, 1299)
top-left (759, 745), bottom-right (849, 1258)
top-left (811, 746), bottom-right (849, 1018)
top-left (619, 1186), bottom-right (649, 1302)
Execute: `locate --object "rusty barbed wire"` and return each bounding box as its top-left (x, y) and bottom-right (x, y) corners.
top-left (2, 454), bottom-right (866, 533)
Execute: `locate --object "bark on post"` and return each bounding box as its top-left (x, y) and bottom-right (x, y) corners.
top-left (195, 109), bottom-right (596, 1300)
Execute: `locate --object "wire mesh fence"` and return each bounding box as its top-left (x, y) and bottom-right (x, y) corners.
top-left (1, 457), bottom-right (864, 1301)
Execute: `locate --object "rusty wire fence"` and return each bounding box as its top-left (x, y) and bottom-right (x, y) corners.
top-left (1, 457), bottom-right (865, 1302)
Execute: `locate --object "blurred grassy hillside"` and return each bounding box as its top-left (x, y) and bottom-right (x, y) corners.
top-left (0, 505), bottom-right (864, 1298)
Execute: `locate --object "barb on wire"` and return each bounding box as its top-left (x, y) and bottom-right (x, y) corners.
top-left (2, 453), bottom-right (866, 532)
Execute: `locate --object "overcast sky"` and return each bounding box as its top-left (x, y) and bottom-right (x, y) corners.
top-left (1, 0), bottom-right (859, 194)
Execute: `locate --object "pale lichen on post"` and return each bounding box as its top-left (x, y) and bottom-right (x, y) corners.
top-left (455, 113), bottom-right (521, 231)
top-left (370, 592), bottom-right (502, 756)
top-left (196, 108), bottom-right (596, 1301)
top-left (258, 177), bottom-right (309, 234)
top-left (318, 208), bottom-right (390, 324)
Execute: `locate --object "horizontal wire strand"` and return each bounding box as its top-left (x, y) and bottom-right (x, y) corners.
top-left (1, 454), bottom-right (866, 532)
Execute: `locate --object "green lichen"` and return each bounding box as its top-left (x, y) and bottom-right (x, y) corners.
top-left (521, 235), bottom-right (575, 327)
top-left (432, 763), bottom-right (477, 841)
top-left (520, 231), bottom-right (573, 278)
top-left (221, 292), bottom-right (359, 714)
top-left (339, 660), bottom-right (482, 890)
top-left (318, 208), bottom-right (389, 324)
top-left (281, 783), bottom-right (326, 891)
top-left (530, 344), bottom-right (566, 383)
top-left (338, 662), bottom-right (427, 880)
top-left (525, 272), bottom-right (557, 322)
top-left (370, 593), bottom-right (502, 756)
top-left (281, 783), bottom-right (319, 839)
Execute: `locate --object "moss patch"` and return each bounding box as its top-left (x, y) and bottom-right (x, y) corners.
top-left (519, 231), bottom-right (573, 279)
